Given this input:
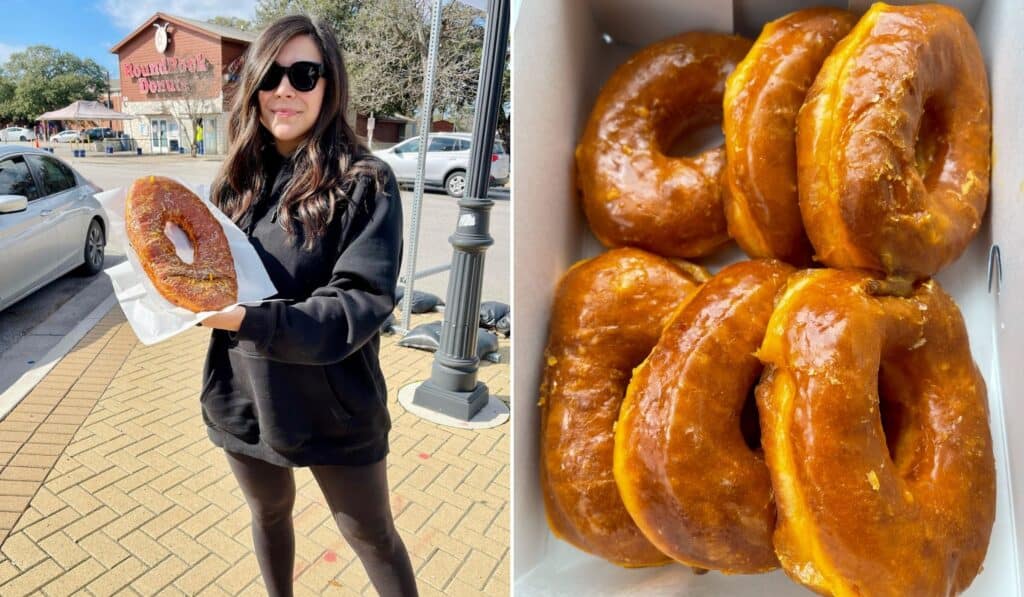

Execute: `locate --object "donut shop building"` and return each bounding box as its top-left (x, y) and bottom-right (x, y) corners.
top-left (110, 13), bottom-right (256, 155)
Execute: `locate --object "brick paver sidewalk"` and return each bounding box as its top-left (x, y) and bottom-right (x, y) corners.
top-left (0, 307), bottom-right (509, 596)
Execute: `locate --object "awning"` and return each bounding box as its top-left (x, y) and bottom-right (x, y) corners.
top-left (36, 100), bottom-right (136, 121)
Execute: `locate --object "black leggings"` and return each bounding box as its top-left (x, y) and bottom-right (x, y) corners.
top-left (224, 450), bottom-right (418, 597)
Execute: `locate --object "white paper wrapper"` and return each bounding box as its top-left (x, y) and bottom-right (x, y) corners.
top-left (97, 177), bottom-right (278, 345)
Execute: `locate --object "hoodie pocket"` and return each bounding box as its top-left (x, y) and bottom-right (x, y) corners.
top-left (322, 355), bottom-right (382, 416)
top-left (227, 350), bottom-right (352, 456)
top-left (200, 361), bottom-right (260, 440)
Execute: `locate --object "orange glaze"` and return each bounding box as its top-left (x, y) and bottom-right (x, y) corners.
top-left (126, 176), bottom-right (237, 312)
top-left (757, 269), bottom-right (995, 596)
top-left (576, 32), bottom-right (752, 258)
top-left (797, 3), bottom-right (990, 279)
top-left (723, 8), bottom-right (856, 266)
top-left (615, 259), bottom-right (793, 573)
top-left (539, 248), bottom-right (706, 567)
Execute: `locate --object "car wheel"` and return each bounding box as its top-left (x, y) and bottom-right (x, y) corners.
top-left (77, 220), bottom-right (105, 276)
top-left (19, 135), bottom-right (26, 142)
top-left (445, 170), bottom-right (467, 198)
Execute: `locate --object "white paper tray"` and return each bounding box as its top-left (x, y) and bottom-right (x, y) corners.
top-left (511, 0), bottom-right (1023, 594)
top-left (97, 178), bottom-right (278, 345)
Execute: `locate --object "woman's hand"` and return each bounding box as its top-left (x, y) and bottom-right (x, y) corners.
top-left (201, 306), bottom-right (247, 331)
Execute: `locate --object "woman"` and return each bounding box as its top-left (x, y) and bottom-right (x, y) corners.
top-left (199, 15), bottom-right (416, 597)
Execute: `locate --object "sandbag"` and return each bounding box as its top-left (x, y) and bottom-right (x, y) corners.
top-left (479, 301), bottom-right (511, 329)
top-left (495, 313), bottom-right (510, 338)
top-left (395, 286), bottom-right (444, 313)
top-left (381, 313), bottom-right (397, 335)
top-left (398, 321), bottom-right (500, 361)
top-left (398, 321), bottom-right (442, 352)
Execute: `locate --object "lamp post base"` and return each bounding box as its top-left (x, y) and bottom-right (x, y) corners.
top-left (412, 379), bottom-right (489, 421)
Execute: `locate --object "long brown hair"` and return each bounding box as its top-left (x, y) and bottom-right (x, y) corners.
top-left (211, 15), bottom-right (373, 249)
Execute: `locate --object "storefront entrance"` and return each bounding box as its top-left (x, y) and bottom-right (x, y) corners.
top-left (204, 118), bottom-right (218, 155)
top-left (150, 118), bottom-right (169, 153)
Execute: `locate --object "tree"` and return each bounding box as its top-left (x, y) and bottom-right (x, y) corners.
top-left (446, 45), bottom-right (509, 144)
top-left (0, 46), bottom-right (107, 123)
top-left (345, 0), bottom-right (484, 121)
top-left (252, 0), bottom-right (486, 120)
top-left (253, 0), bottom-right (363, 45)
top-left (207, 16), bottom-right (255, 31)
top-left (0, 69), bottom-right (15, 115)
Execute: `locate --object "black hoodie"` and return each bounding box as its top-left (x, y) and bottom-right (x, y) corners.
top-left (200, 151), bottom-right (403, 467)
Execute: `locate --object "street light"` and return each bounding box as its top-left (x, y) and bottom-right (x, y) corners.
top-left (411, 0), bottom-right (510, 420)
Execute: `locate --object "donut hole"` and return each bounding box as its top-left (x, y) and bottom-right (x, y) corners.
top-left (164, 221), bottom-right (195, 264)
top-left (878, 390), bottom-right (906, 464)
top-left (740, 379), bottom-right (762, 453)
top-left (914, 98), bottom-right (949, 191)
top-left (664, 121), bottom-right (724, 158)
top-left (877, 364), bottom-right (914, 468)
top-left (662, 104), bottom-right (724, 158)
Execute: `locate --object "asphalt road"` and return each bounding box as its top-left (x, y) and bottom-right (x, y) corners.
top-left (0, 150), bottom-right (510, 357)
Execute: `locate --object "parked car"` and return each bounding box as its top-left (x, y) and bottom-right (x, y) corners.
top-left (0, 127), bottom-right (36, 142)
top-left (84, 127), bottom-right (116, 141)
top-left (0, 146), bottom-right (106, 312)
top-left (50, 130), bottom-right (88, 143)
top-left (373, 133), bottom-right (510, 198)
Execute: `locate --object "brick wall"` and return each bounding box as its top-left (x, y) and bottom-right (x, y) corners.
top-left (118, 22), bottom-right (224, 104)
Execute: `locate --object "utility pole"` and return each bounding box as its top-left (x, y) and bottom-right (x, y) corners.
top-left (106, 70), bottom-right (113, 131)
top-left (400, 0), bottom-right (444, 332)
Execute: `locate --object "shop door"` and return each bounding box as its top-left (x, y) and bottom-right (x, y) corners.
top-left (150, 119), bottom-right (169, 153)
top-left (205, 119), bottom-right (218, 155)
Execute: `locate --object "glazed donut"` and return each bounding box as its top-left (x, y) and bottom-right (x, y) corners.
top-left (126, 175), bottom-right (238, 312)
top-left (576, 32), bottom-right (752, 258)
top-left (757, 269), bottom-right (995, 596)
top-left (539, 247), bottom-right (706, 566)
top-left (798, 3), bottom-right (990, 279)
top-left (614, 259), bottom-right (793, 573)
top-left (723, 8), bottom-right (856, 265)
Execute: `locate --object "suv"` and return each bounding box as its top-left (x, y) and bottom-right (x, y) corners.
top-left (373, 133), bottom-right (510, 198)
top-left (84, 127), bottom-right (116, 141)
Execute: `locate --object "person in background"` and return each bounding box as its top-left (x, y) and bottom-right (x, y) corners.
top-left (198, 14), bottom-right (416, 597)
top-left (195, 119), bottom-right (205, 155)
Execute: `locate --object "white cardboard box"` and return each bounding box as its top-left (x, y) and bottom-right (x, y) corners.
top-left (512, 0), bottom-right (1024, 594)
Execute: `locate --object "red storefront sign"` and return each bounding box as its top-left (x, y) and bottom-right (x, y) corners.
top-left (122, 54), bottom-right (210, 95)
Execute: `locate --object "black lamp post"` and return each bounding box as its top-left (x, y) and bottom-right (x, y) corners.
top-left (412, 0), bottom-right (510, 420)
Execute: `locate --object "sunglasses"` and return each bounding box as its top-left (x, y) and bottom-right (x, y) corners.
top-left (258, 61), bottom-right (325, 92)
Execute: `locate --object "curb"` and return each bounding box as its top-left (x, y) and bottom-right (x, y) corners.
top-left (0, 296), bottom-right (115, 422)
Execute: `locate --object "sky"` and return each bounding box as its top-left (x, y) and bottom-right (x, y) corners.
top-left (0, 0), bottom-right (259, 77)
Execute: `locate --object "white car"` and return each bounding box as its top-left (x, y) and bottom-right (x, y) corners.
top-left (0, 127), bottom-right (36, 142)
top-left (0, 146), bottom-right (107, 311)
top-left (374, 133), bottom-right (510, 198)
top-left (51, 130), bottom-right (87, 143)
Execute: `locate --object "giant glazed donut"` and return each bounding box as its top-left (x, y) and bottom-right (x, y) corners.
top-left (723, 8), bottom-right (856, 265)
top-left (757, 269), bottom-right (995, 596)
top-left (539, 248), bottom-right (706, 566)
top-left (126, 176), bottom-right (238, 312)
top-left (576, 32), bottom-right (752, 258)
top-left (614, 259), bottom-right (793, 573)
top-left (798, 2), bottom-right (990, 279)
